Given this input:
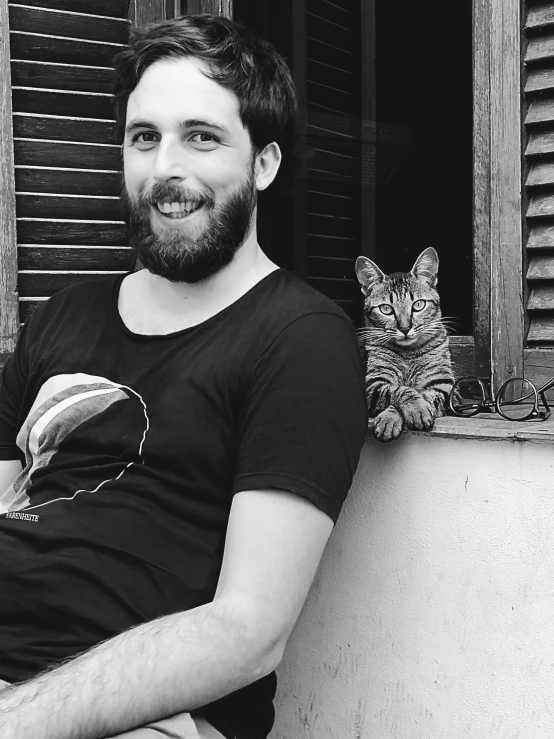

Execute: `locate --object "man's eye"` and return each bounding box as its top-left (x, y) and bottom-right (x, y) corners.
top-left (190, 132), bottom-right (218, 144)
top-left (131, 132), bottom-right (158, 145)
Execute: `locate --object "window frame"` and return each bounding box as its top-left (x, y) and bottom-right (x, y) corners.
top-left (445, 0), bottom-right (525, 390)
top-left (0, 0), bottom-right (533, 391)
top-left (0, 0), bottom-right (19, 368)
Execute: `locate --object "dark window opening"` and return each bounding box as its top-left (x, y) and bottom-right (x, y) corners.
top-left (233, 0), bottom-right (473, 334)
top-left (374, 0), bottom-right (473, 335)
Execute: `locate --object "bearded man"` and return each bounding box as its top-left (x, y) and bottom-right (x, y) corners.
top-left (0, 15), bottom-right (366, 739)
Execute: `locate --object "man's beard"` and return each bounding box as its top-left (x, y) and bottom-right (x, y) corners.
top-left (123, 169), bottom-right (257, 284)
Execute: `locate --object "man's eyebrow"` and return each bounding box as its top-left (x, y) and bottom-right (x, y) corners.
top-left (125, 120), bottom-right (158, 135)
top-left (180, 119), bottom-right (229, 135)
top-left (125, 119), bottom-right (230, 136)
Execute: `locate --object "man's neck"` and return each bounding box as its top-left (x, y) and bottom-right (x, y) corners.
top-left (119, 236), bottom-right (279, 335)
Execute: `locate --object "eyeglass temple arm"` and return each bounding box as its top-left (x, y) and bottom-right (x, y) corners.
top-left (538, 376), bottom-right (554, 395)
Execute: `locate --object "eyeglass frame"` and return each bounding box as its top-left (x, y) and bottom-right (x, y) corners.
top-left (447, 375), bottom-right (554, 422)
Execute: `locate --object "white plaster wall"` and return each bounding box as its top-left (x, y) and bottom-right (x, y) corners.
top-left (269, 434), bottom-right (554, 739)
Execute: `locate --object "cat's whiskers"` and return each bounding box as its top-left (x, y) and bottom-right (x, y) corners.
top-left (357, 329), bottom-right (396, 348)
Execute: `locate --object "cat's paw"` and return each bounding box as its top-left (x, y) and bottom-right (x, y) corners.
top-left (373, 407), bottom-right (404, 442)
top-left (402, 397), bottom-right (435, 430)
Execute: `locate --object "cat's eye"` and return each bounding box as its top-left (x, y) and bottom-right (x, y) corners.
top-left (412, 300), bottom-right (427, 312)
top-left (378, 304), bottom-right (394, 315)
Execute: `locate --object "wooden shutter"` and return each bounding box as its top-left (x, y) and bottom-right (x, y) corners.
top-left (8, 0), bottom-right (131, 323)
top-left (524, 3), bottom-right (554, 344)
top-left (303, 0), bottom-right (362, 322)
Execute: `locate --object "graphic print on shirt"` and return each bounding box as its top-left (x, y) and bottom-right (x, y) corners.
top-left (3, 373), bottom-right (149, 514)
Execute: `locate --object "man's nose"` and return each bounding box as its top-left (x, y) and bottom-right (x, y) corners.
top-left (152, 138), bottom-right (188, 183)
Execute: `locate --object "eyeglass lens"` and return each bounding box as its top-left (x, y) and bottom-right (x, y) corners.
top-left (496, 378), bottom-right (538, 421)
top-left (451, 377), bottom-right (486, 417)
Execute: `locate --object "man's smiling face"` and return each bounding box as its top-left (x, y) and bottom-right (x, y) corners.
top-left (123, 56), bottom-right (259, 283)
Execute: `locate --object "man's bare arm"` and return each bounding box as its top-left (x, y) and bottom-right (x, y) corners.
top-left (0, 460), bottom-right (22, 514)
top-left (0, 489), bottom-right (334, 739)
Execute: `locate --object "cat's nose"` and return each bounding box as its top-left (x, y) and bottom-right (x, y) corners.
top-left (399, 327), bottom-right (411, 336)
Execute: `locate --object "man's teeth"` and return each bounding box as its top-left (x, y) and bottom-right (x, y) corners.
top-left (156, 201), bottom-right (201, 218)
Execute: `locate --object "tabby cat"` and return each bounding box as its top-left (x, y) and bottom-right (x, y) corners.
top-left (355, 247), bottom-right (455, 442)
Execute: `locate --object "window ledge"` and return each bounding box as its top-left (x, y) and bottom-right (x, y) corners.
top-left (368, 414), bottom-right (554, 443)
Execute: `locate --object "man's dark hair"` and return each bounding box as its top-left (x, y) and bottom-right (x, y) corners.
top-left (113, 14), bottom-right (299, 188)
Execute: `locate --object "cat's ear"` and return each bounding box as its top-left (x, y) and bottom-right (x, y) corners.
top-left (355, 256), bottom-right (385, 296)
top-left (411, 247), bottom-right (439, 287)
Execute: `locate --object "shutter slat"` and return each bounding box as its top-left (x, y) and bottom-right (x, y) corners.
top-left (12, 87), bottom-right (113, 120)
top-left (525, 66), bottom-right (554, 94)
top-left (9, 5), bottom-right (129, 44)
top-left (307, 176), bottom-right (358, 197)
top-left (307, 80), bottom-right (356, 116)
top-left (18, 270), bottom-right (125, 297)
top-left (307, 0), bottom-right (353, 28)
top-left (14, 139), bottom-right (120, 169)
top-left (307, 37), bottom-right (352, 73)
top-left (308, 145), bottom-right (358, 179)
top-left (528, 221), bottom-right (554, 248)
top-left (9, 31), bottom-right (124, 66)
top-left (19, 246), bottom-right (132, 270)
top-left (527, 284), bottom-right (554, 310)
top-left (526, 4), bottom-right (554, 30)
top-left (525, 97), bottom-right (554, 125)
top-left (307, 190), bottom-right (356, 218)
top-left (13, 113), bottom-right (119, 144)
top-left (11, 60), bottom-right (113, 94)
top-left (308, 59), bottom-right (354, 93)
top-left (9, 1), bottom-right (129, 19)
top-left (307, 12), bottom-right (354, 53)
top-left (16, 193), bottom-right (121, 220)
top-left (15, 167), bottom-right (120, 196)
top-left (307, 213), bottom-right (356, 238)
top-left (526, 128), bottom-right (554, 156)
top-left (307, 256), bottom-right (356, 279)
top-left (526, 159), bottom-right (554, 186)
top-left (17, 219), bottom-right (127, 245)
top-left (307, 234), bottom-right (358, 259)
top-left (527, 253), bottom-right (554, 279)
top-left (525, 32), bottom-right (554, 64)
top-left (528, 314), bottom-right (554, 341)
top-left (527, 192), bottom-right (554, 218)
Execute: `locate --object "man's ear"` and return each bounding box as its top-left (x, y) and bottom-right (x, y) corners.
top-left (255, 142), bottom-right (282, 191)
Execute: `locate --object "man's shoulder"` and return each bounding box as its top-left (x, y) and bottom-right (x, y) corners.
top-left (250, 269), bottom-right (353, 328)
top-left (30, 273), bottom-right (123, 321)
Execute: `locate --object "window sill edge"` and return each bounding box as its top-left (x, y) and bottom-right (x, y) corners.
top-left (367, 414), bottom-right (554, 443)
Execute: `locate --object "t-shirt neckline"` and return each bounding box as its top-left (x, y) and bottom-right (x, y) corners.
top-left (113, 268), bottom-right (286, 340)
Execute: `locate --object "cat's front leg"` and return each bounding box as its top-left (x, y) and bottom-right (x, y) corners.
top-left (393, 386), bottom-right (435, 431)
top-left (373, 405), bottom-right (404, 442)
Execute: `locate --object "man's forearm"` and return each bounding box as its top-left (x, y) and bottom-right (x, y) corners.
top-left (0, 598), bottom-right (278, 739)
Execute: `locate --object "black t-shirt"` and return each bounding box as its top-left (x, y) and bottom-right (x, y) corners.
top-left (0, 269), bottom-right (367, 739)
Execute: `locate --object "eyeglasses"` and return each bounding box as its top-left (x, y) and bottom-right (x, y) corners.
top-left (448, 375), bottom-right (554, 421)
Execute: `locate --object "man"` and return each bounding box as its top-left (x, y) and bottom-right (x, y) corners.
top-left (0, 15), bottom-right (367, 739)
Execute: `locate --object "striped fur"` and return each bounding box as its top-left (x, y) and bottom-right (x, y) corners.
top-left (355, 248), bottom-right (455, 442)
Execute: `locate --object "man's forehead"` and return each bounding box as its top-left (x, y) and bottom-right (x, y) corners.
top-left (126, 56), bottom-right (241, 127)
